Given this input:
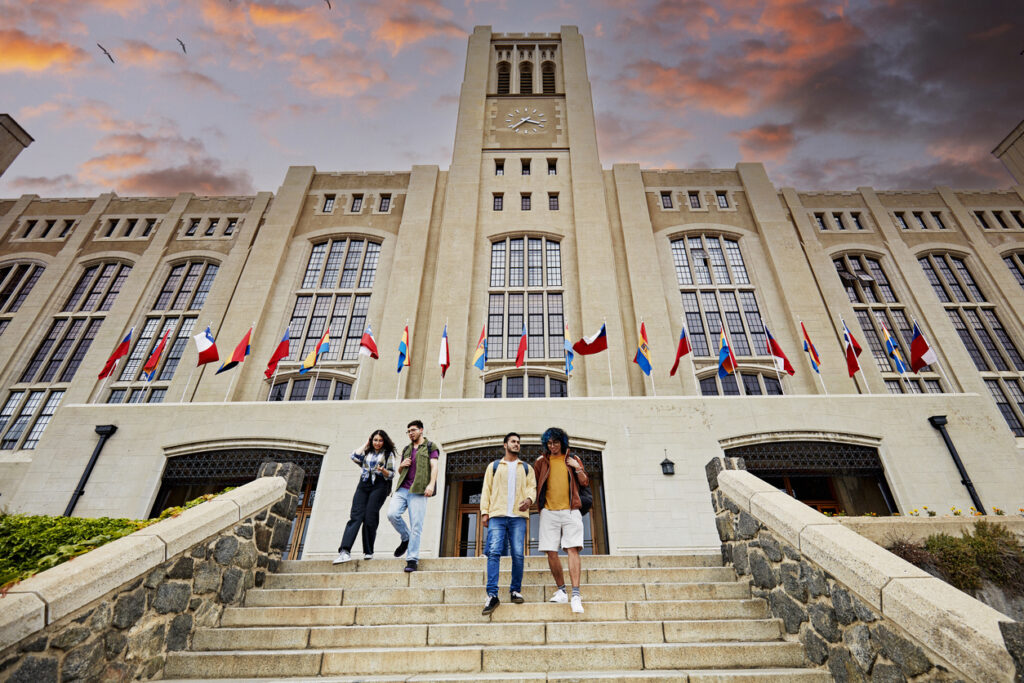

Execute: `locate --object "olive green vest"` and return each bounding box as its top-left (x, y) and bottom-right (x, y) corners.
top-left (397, 440), bottom-right (437, 494)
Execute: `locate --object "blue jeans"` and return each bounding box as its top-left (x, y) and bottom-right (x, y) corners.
top-left (387, 487), bottom-right (427, 561)
top-left (485, 516), bottom-right (527, 597)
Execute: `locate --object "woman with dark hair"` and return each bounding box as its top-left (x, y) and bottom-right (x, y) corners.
top-left (334, 429), bottom-right (397, 564)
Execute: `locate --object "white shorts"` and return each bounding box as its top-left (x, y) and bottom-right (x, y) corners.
top-left (537, 508), bottom-right (584, 552)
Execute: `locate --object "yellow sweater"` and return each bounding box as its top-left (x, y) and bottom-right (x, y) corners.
top-left (479, 459), bottom-right (538, 519)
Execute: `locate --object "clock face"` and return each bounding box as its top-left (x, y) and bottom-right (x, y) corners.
top-left (505, 107), bottom-right (546, 135)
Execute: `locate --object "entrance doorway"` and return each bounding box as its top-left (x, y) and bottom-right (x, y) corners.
top-left (724, 440), bottom-right (895, 515)
top-left (153, 448), bottom-right (322, 559)
top-left (440, 445), bottom-right (607, 556)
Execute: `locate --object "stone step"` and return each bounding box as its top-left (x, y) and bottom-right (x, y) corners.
top-left (220, 599), bottom-right (768, 627)
top-left (167, 668), bottom-right (833, 682)
top-left (282, 554), bottom-right (723, 573)
top-left (165, 642), bottom-right (806, 678)
top-left (243, 581), bottom-right (751, 607)
top-left (193, 619), bottom-right (783, 650)
top-left (262, 566), bottom-right (737, 590)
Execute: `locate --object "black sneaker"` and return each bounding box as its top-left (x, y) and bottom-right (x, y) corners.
top-left (394, 539), bottom-right (409, 557)
top-left (482, 596), bottom-right (500, 615)
top-left (510, 591), bottom-right (525, 604)
top-left (404, 559), bottom-right (418, 573)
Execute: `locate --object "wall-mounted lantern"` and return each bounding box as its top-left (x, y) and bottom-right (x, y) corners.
top-left (660, 449), bottom-right (675, 476)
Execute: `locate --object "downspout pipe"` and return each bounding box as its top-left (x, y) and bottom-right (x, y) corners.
top-left (928, 415), bottom-right (986, 515)
top-left (64, 424), bottom-right (117, 517)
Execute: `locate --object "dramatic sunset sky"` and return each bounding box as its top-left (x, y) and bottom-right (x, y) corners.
top-left (2, 0), bottom-right (1021, 198)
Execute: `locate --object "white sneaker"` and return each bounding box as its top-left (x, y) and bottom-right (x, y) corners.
top-left (363, 554), bottom-right (373, 560)
top-left (549, 589), bottom-right (568, 604)
top-left (332, 551), bottom-right (351, 565)
top-left (570, 594), bottom-right (584, 613)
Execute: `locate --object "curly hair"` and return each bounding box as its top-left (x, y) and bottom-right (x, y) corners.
top-left (541, 427), bottom-right (568, 454)
top-left (364, 429), bottom-right (397, 456)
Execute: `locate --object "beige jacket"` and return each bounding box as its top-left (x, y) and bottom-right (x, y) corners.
top-left (479, 458), bottom-right (538, 519)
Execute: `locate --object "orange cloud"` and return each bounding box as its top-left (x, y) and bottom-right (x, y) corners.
top-left (81, 153), bottom-right (151, 178)
top-left (283, 49), bottom-right (390, 98)
top-left (248, 2), bottom-right (344, 43)
top-left (372, 14), bottom-right (465, 55)
top-left (732, 123), bottom-right (798, 162)
top-left (617, 60), bottom-right (755, 116)
top-left (0, 29), bottom-right (88, 73)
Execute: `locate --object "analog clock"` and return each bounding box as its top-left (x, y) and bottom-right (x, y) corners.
top-left (505, 107), bottom-right (546, 135)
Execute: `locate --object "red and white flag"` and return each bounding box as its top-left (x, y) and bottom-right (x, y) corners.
top-left (515, 322), bottom-right (528, 368)
top-left (359, 325), bottom-right (379, 359)
top-left (841, 319), bottom-right (863, 377)
top-left (764, 324), bottom-right (795, 376)
top-left (98, 327), bottom-right (133, 379)
top-left (438, 324), bottom-right (450, 378)
top-left (193, 326), bottom-right (219, 366)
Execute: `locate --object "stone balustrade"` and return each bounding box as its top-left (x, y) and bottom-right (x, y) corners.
top-left (705, 456), bottom-right (1023, 682)
top-left (0, 461), bottom-right (304, 683)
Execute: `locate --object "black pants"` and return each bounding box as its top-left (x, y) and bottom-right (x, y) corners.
top-left (339, 477), bottom-right (390, 554)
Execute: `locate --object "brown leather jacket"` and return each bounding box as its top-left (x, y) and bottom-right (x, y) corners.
top-left (533, 453), bottom-right (589, 511)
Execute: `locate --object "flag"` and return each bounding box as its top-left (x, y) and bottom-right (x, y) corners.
top-left (397, 325), bottom-right (410, 373)
top-left (300, 328), bottom-right (330, 374)
top-left (800, 322), bottom-right (821, 374)
top-left (359, 325), bottom-right (379, 359)
top-left (841, 319), bottom-right (863, 377)
top-left (515, 322), bottom-right (528, 368)
top-left (764, 324), bottom-right (795, 376)
top-left (141, 329), bottom-right (171, 381)
top-left (669, 323), bottom-right (692, 377)
top-left (879, 321), bottom-right (908, 374)
top-left (717, 326), bottom-right (738, 378)
top-left (264, 329), bottom-right (290, 379)
top-left (910, 322), bottom-right (938, 373)
top-left (473, 325), bottom-right (487, 371)
top-left (98, 328), bottom-right (133, 379)
top-left (438, 325), bottom-right (450, 378)
top-left (563, 323), bottom-right (574, 375)
top-left (216, 327), bottom-right (252, 374)
top-left (633, 322), bottom-right (652, 376)
top-left (193, 327), bottom-right (219, 366)
top-left (572, 323), bottom-right (608, 355)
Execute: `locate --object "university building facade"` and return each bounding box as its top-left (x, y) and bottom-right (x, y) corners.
top-left (1, 26), bottom-right (1024, 560)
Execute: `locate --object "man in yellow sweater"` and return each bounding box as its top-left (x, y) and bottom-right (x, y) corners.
top-left (533, 426), bottom-right (588, 614)
top-left (479, 432), bottom-right (537, 615)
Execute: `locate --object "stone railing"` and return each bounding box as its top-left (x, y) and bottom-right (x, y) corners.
top-left (0, 461), bottom-right (304, 683)
top-left (705, 457), bottom-right (1023, 683)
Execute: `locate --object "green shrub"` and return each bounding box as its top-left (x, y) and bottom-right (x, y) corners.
top-left (0, 487), bottom-right (235, 591)
top-left (924, 533), bottom-right (981, 591)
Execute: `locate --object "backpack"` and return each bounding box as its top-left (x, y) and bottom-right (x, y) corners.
top-left (490, 459), bottom-right (531, 478)
top-left (571, 456), bottom-right (594, 517)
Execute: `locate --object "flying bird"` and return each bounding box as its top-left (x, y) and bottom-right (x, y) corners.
top-left (177, 38), bottom-right (187, 54)
top-left (97, 43), bottom-right (115, 63)
top-left (324, 0), bottom-right (331, 8)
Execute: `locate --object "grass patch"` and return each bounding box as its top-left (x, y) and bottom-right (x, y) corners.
top-left (0, 488), bottom-right (233, 591)
top-left (887, 521), bottom-right (1024, 595)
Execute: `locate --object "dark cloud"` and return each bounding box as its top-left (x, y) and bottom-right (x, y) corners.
top-left (116, 162), bottom-right (254, 196)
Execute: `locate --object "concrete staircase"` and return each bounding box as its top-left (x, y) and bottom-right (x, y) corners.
top-left (165, 554), bottom-right (831, 682)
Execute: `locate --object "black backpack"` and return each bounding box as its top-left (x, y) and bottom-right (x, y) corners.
top-left (490, 459), bottom-right (531, 478)
top-left (571, 456), bottom-right (594, 517)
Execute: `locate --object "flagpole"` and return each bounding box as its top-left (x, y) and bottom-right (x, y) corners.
top-left (842, 317), bottom-right (871, 395)
top-left (722, 324), bottom-right (745, 396)
top-left (268, 366), bottom-right (280, 400)
top-left (763, 323), bottom-right (785, 395)
top-left (352, 355), bottom-right (363, 400)
top-left (604, 317), bottom-right (614, 397)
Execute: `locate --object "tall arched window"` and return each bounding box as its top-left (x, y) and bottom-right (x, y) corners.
top-left (519, 63), bottom-right (533, 94)
top-left (834, 254), bottom-right (942, 394)
top-left (541, 62), bottom-right (556, 94)
top-left (0, 261), bottom-right (45, 338)
top-left (1003, 252), bottom-right (1024, 291)
top-left (487, 236), bottom-right (563, 364)
top-left (920, 253), bottom-right (1024, 434)
top-left (108, 260), bottom-right (217, 404)
top-left (496, 62), bottom-right (511, 95)
top-left (671, 235), bottom-right (768, 366)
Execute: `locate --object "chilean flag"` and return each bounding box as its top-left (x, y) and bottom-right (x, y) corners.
top-left (359, 325), bottom-right (379, 359)
top-left (438, 325), bottom-right (450, 378)
top-left (572, 323), bottom-right (608, 356)
top-left (515, 322), bottom-right (528, 368)
top-left (98, 327), bottom-right (133, 379)
top-left (841, 319), bottom-right (863, 377)
top-left (264, 329), bottom-right (290, 379)
top-left (764, 324), bottom-right (795, 376)
top-left (216, 327), bottom-right (252, 374)
top-left (669, 323), bottom-right (692, 377)
top-left (141, 329), bottom-right (171, 381)
top-left (910, 322), bottom-right (938, 373)
top-left (193, 327), bottom-right (219, 366)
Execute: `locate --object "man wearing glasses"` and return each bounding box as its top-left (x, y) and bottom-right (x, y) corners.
top-left (386, 419), bottom-right (440, 572)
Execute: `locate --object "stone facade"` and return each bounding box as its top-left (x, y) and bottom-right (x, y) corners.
top-left (0, 462), bottom-right (302, 683)
top-left (706, 457), bottom-right (1020, 682)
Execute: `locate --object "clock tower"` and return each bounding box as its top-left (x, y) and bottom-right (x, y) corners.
top-left (405, 26), bottom-right (629, 399)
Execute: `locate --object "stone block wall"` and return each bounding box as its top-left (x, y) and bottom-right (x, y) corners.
top-left (705, 457), bottom-right (1020, 683)
top-left (0, 461), bottom-right (304, 683)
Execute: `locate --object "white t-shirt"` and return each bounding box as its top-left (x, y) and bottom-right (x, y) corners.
top-left (505, 460), bottom-right (518, 517)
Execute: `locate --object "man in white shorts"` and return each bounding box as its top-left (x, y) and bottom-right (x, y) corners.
top-left (532, 426), bottom-right (588, 613)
